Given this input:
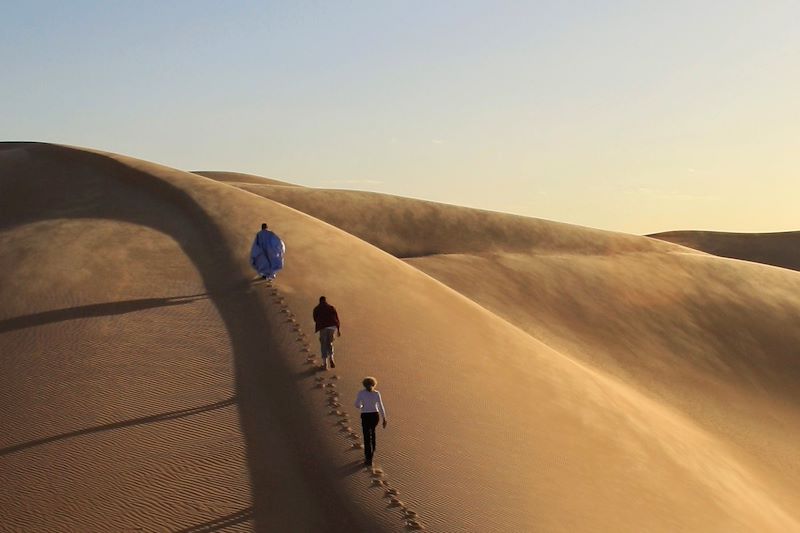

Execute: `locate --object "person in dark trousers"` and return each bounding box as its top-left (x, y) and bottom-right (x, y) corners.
top-left (312, 296), bottom-right (340, 370)
top-left (354, 376), bottom-right (387, 466)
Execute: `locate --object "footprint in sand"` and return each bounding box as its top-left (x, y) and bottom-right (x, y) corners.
top-left (406, 520), bottom-right (424, 530)
top-left (386, 488), bottom-right (399, 496)
top-left (371, 469), bottom-right (384, 478)
top-left (329, 374), bottom-right (340, 380)
top-left (339, 426), bottom-right (353, 433)
top-left (389, 498), bottom-right (403, 507)
top-left (352, 443), bottom-right (364, 449)
top-left (315, 376), bottom-right (326, 382)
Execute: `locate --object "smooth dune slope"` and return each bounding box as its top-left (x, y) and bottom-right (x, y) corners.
top-left (651, 229), bottom-right (800, 271)
top-left (220, 169), bottom-right (800, 530)
top-left (2, 147), bottom-right (798, 531)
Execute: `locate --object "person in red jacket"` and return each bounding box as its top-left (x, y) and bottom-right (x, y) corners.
top-left (313, 296), bottom-right (341, 370)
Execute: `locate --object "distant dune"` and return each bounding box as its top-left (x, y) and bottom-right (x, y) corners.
top-left (2, 146), bottom-right (799, 532)
top-left (651, 230), bottom-right (800, 271)
top-left (193, 170), bottom-right (299, 187)
top-left (196, 171), bottom-right (685, 259)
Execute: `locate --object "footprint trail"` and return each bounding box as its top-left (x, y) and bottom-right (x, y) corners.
top-left (266, 282), bottom-right (426, 530)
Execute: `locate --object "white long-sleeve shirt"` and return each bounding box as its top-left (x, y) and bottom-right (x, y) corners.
top-left (354, 389), bottom-right (386, 418)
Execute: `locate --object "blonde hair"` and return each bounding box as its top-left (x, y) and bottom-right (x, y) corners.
top-left (362, 376), bottom-right (377, 390)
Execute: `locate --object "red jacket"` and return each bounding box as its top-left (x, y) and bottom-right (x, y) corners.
top-left (313, 303), bottom-right (340, 332)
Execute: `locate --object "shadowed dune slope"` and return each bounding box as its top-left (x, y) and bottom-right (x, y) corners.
top-left (2, 146), bottom-right (799, 531)
top-left (0, 144), bottom-right (386, 532)
top-left (651, 229), bottom-right (800, 271)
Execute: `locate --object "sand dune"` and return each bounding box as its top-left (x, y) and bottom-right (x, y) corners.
top-left (2, 146), bottom-right (799, 531)
top-left (195, 171), bottom-right (688, 259)
top-left (193, 171), bottom-right (299, 187)
top-left (651, 229), bottom-right (800, 271)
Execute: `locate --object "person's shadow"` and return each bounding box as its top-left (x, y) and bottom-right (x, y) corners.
top-left (337, 459), bottom-right (367, 479)
top-left (174, 507), bottom-right (254, 533)
top-left (0, 397), bottom-right (236, 457)
top-left (0, 294), bottom-right (209, 334)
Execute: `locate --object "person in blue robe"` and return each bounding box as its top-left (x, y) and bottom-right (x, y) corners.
top-left (250, 222), bottom-right (285, 280)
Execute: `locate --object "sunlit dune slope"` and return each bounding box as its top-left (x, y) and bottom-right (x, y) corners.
top-left (1, 146), bottom-right (798, 531)
top-left (651, 229), bottom-right (800, 271)
top-left (218, 169), bottom-right (800, 529)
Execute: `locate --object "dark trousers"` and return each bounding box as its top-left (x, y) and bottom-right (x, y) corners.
top-left (361, 412), bottom-right (380, 463)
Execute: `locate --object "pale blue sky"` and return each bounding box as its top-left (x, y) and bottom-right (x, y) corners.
top-left (2, 1), bottom-right (798, 234)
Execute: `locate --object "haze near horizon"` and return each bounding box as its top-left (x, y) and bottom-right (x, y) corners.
top-left (2, 1), bottom-right (798, 234)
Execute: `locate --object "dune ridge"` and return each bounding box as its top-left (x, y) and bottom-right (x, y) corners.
top-left (195, 171), bottom-right (689, 259)
top-left (651, 229), bottom-right (800, 271)
top-left (1, 145), bottom-right (798, 531)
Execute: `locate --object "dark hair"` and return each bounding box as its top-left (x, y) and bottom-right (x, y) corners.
top-left (362, 377), bottom-right (377, 390)
top-left (261, 223), bottom-right (267, 230)
top-left (319, 296), bottom-right (326, 303)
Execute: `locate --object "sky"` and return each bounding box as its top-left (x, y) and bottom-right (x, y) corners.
top-left (2, 1), bottom-right (798, 234)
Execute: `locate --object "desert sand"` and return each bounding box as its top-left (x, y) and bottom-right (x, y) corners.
top-left (1, 144), bottom-right (798, 532)
top-left (651, 230), bottom-right (800, 272)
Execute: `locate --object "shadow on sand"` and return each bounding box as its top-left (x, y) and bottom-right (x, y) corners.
top-left (175, 507), bottom-right (254, 533)
top-left (0, 294), bottom-right (208, 334)
top-left (0, 398), bottom-right (236, 457)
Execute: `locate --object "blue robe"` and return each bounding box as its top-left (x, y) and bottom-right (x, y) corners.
top-left (250, 230), bottom-right (285, 278)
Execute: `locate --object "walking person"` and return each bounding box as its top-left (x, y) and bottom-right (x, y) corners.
top-left (354, 376), bottom-right (387, 466)
top-left (313, 296), bottom-right (340, 370)
top-left (250, 222), bottom-right (285, 281)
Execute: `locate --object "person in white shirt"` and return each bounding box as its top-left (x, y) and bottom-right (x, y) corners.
top-left (354, 376), bottom-right (387, 466)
